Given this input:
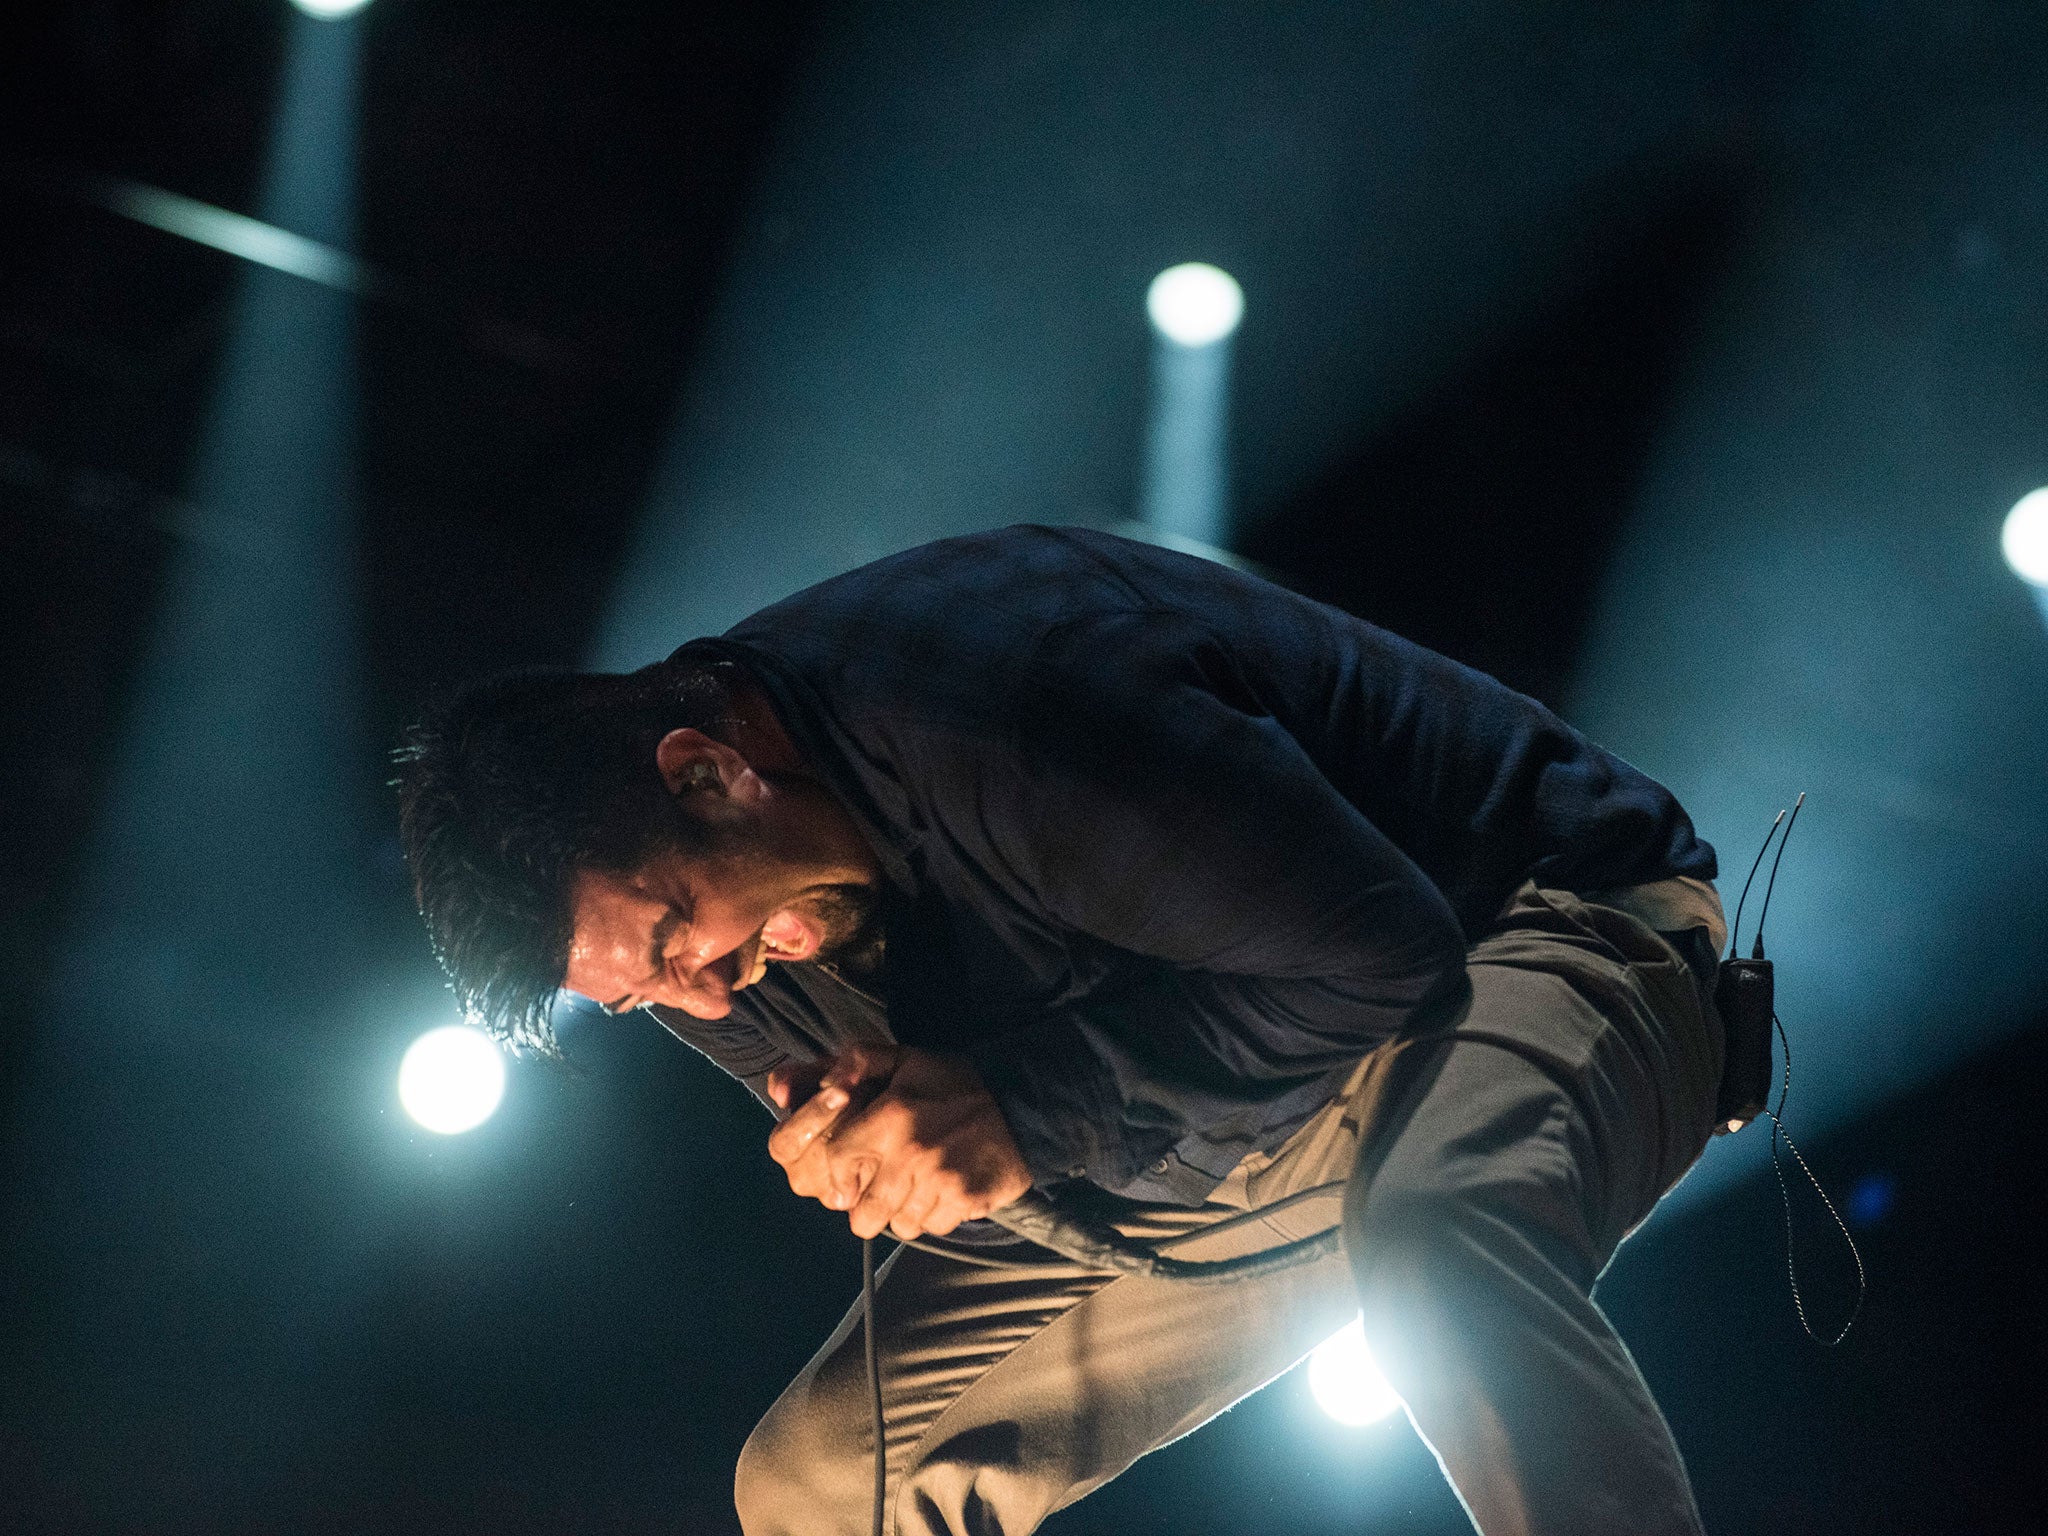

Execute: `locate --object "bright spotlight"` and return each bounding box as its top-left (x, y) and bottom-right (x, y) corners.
top-left (290, 0), bottom-right (374, 18)
top-left (398, 1025), bottom-right (506, 1135)
top-left (1146, 263), bottom-right (1244, 347)
top-left (1307, 1316), bottom-right (1403, 1426)
top-left (2002, 488), bottom-right (2048, 587)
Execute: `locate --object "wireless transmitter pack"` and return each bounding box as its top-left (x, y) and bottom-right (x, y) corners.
top-left (1715, 794), bottom-right (1797, 1135)
top-left (1714, 944), bottom-right (1777, 1130)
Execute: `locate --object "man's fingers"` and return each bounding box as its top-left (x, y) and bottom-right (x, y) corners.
top-left (767, 1046), bottom-right (1032, 1239)
top-left (820, 1087), bottom-right (921, 1220)
top-left (819, 1090), bottom-right (915, 1210)
top-left (765, 1082), bottom-right (850, 1167)
top-left (765, 1058), bottom-right (829, 1112)
top-left (849, 1159), bottom-right (915, 1240)
top-left (822, 1041), bottom-right (898, 1094)
top-left (915, 1155), bottom-right (1014, 1237)
top-left (766, 1047), bottom-right (905, 1212)
top-left (767, 1041), bottom-right (895, 1119)
top-left (888, 1189), bottom-right (940, 1242)
top-left (820, 1045), bottom-right (870, 1092)
top-left (818, 1150), bottom-right (877, 1212)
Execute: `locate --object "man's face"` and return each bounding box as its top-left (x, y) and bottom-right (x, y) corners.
top-left (561, 722), bottom-right (880, 1021)
top-left (563, 832), bottom-right (877, 1021)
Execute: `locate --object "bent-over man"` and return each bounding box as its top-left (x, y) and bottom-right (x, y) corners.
top-left (396, 525), bottom-right (1726, 1536)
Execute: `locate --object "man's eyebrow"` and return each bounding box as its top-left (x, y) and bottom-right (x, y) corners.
top-left (647, 903), bottom-right (689, 976)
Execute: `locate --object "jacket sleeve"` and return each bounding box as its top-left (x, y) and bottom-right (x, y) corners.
top-left (962, 609), bottom-right (1471, 1190)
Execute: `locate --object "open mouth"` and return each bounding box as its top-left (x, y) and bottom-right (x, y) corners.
top-left (735, 911), bottom-right (819, 990)
top-left (758, 910), bottom-right (820, 962)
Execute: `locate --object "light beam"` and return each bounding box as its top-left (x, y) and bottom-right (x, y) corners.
top-left (1140, 263), bottom-right (1244, 547)
top-left (22, 8), bottom-right (371, 1504)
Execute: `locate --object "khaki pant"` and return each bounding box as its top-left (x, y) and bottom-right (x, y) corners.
top-left (737, 879), bottom-right (1727, 1536)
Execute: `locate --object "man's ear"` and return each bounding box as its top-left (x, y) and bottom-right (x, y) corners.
top-left (654, 728), bottom-right (750, 798)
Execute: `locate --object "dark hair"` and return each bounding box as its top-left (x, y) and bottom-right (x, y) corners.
top-left (392, 656), bottom-right (737, 1054)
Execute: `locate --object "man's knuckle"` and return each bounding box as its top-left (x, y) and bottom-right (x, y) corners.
top-left (872, 1099), bottom-right (916, 1140)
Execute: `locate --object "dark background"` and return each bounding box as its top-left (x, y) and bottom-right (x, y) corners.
top-left (3, 3), bottom-right (2044, 1532)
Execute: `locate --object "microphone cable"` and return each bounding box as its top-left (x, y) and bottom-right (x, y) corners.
top-left (862, 1238), bottom-right (884, 1536)
top-left (1720, 793), bottom-right (1867, 1346)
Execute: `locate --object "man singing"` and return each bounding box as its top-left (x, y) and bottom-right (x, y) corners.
top-left (395, 524), bottom-right (1726, 1536)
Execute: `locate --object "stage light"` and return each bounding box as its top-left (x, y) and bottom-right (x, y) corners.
top-left (290, 0), bottom-right (373, 18)
top-left (2002, 487), bottom-right (2048, 586)
top-left (1307, 1315), bottom-right (1403, 1426)
top-left (1146, 262), bottom-right (1244, 347)
top-left (1140, 264), bottom-right (1243, 547)
top-left (398, 1025), bottom-right (507, 1135)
